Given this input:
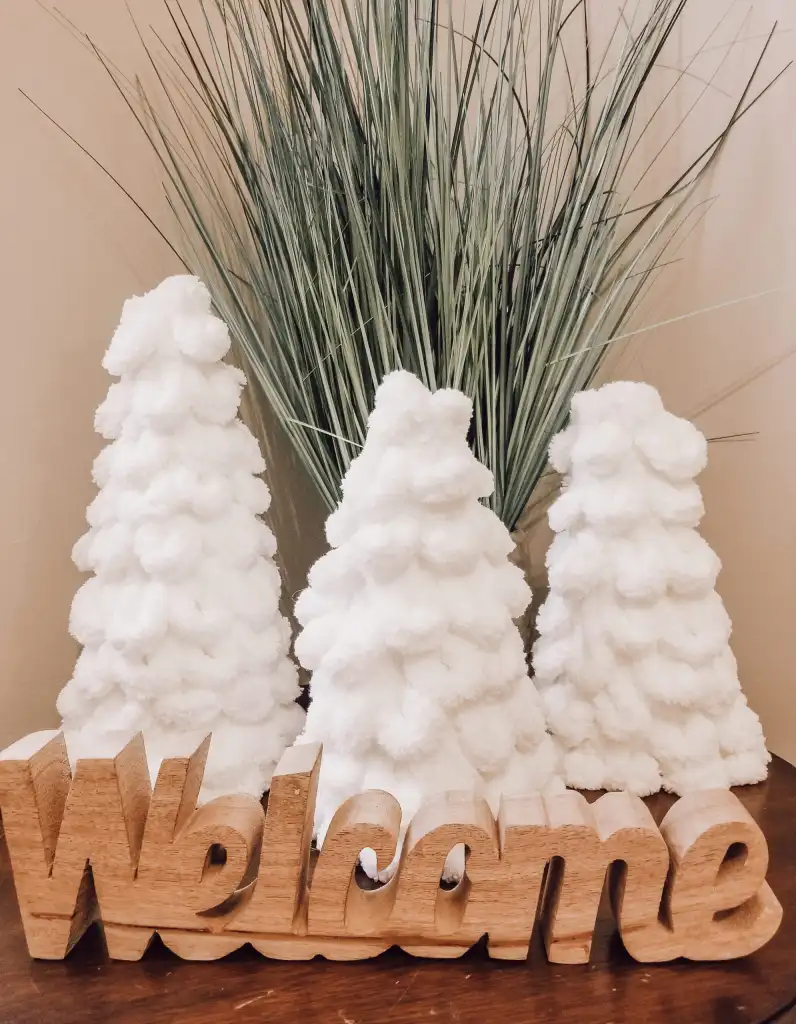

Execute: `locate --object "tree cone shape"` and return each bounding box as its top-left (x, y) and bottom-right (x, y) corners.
top-left (296, 371), bottom-right (563, 881)
top-left (532, 381), bottom-right (770, 796)
top-left (56, 276), bottom-right (304, 804)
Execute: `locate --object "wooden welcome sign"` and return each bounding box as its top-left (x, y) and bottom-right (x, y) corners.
top-left (0, 732), bottom-right (782, 964)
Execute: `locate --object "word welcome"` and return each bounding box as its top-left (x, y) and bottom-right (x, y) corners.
top-left (0, 733), bottom-right (782, 963)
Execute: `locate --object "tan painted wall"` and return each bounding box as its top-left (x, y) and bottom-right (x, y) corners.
top-left (615, 1), bottom-right (796, 765)
top-left (0, 1), bottom-right (793, 762)
top-left (0, 0), bottom-right (326, 746)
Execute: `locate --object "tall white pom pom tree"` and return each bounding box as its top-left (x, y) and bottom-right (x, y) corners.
top-left (295, 371), bottom-right (561, 878)
top-left (533, 381), bottom-right (769, 796)
top-left (57, 275), bottom-right (304, 801)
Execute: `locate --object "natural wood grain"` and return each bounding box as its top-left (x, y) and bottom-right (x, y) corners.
top-left (308, 789), bottom-right (401, 937)
top-left (541, 790), bottom-right (676, 964)
top-left (482, 792), bottom-right (548, 960)
top-left (128, 737), bottom-right (265, 940)
top-left (600, 791), bottom-right (676, 963)
top-left (0, 734), bottom-right (783, 968)
top-left (0, 733), bottom-right (92, 960)
top-left (390, 792), bottom-right (498, 958)
top-left (227, 741), bottom-right (321, 944)
top-left (0, 732), bottom-right (149, 959)
top-left (0, 756), bottom-right (795, 1024)
top-left (660, 789), bottom-right (783, 960)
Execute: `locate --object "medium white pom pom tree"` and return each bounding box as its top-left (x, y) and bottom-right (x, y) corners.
top-left (57, 275), bottom-right (304, 801)
top-left (295, 370), bottom-right (561, 879)
top-left (533, 381), bottom-right (769, 796)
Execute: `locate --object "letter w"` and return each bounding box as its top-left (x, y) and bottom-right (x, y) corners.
top-left (0, 732), bottom-right (149, 959)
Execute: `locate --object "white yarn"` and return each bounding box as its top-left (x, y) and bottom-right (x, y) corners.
top-left (533, 381), bottom-right (769, 796)
top-left (57, 275), bottom-right (304, 801)
top-left (296, 370), bottom-right (562, 882)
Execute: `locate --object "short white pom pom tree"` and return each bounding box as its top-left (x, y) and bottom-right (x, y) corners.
top-left (295, 370), bottom-right (561, 879)
top-left (57, 275), bottom-right (304, 801)
top-left (532, 381), bottom-right (769, 796)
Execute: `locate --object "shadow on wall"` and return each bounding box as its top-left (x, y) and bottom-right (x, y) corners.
top-left (240, 384), bottom-right (328, 634)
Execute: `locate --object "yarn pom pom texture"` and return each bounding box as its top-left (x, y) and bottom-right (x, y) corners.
top-left (56, 276), bottom-right (304, 803)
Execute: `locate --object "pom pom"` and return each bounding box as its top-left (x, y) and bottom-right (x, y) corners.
top-left (563, 747), bottom-right (609, 791)
top-left (355, 518), bottom-right (420, 581)
top-left (666, 528), bottom-right (721, 596)
top-left (507, 690), bottom-right (548, 752)
top-left (412, 453), bottom-right (494, 505)
top-left (429, 387), bottom-right (473, 435)
top-left (651, 711), bottom-right (719, 765)
top-left (232, 473), bottom-right (271, 515)
top-left (579, 479), bottom-right (649, 532)
top-left (173, 312), bottom-right (231, 363)
top-left (153, 274), bottom-right (212, 315)
top-left (73, 522), bottom-right (136, 577)
top-left (295, 614), bottom-right (345, 672)
top-left (545, 530), bottom-right (604, 598)
top-left (636, 412), bottom-right (707, 481)
top-left (592, 675), bottom-right (653, 741)
top-left (60, 274), bottom-right (303, 799)
top-left (569, 420), bottom-right (632, 476)
top-left (663, 759), bottom-right (729, 793)
top-left (153, 686), bottom-right (222, 730)
top-left (541, 683), bottom-right (594, 746)
top-left (402, 653), bottom-right (457, 706)
top-left (601, 750), bottom-right (662, 796)
top-left (646, 477), bottom-right (705, 526)
top-left (130, 361), bottom-right (206, 432)
top-left (133, 516), bottom-right (203, 580)
top-left (294, 587), bottom-right (330, 627)
top-left (104, 581), bottom-right (171, 652)
top-left (547, 487), bottom-right (583, 533)
top-left (548, 426), bottom-right (575, 474)
top-left (382, 600), bottom-right (446, 656)
top-left (376, 688), bottom-right (443, 760)
top-left (306, 685), bottom-right (374, 756)
top-left (93, 431), bottom-right (169, 489)
top-left (366, 370), bottom-right (431, 444)
top-left (308, 546), bottom-right (359, 598)
top-left (56, 680), bottom-right (90, 723)
top-left (534, 593), bottom-right (571, 642)
top-left (536, 380), bottom-right (767, 799)
top-left (659, 592), bottom-right (732, 665)
top-left (325, 504), bottom-right (356, 547)
top-left (437, 638), bottom-right (490, 706)
top-left (716, 695), bottom-right (768, 758)
top-left (299, 369), bottom-right (560, 843)
top-left (496, 561), bottom-right (532, 619)
top-left (102, 301), bottom-right (158, 377)
top-left (223, 674), bottom-right (278, 724)
top-left (571, 381), bottom-right (663, 426)
top-left (612, 533), bottom-right (670, 602)
top-left (69, 648), bottom-right (116, 701)
top-left (94, 381), bottom-right (133, 440)
top-left (419, 517), bottom-right (482, 574)
top-left (68, 577), bottom-right (107, 648)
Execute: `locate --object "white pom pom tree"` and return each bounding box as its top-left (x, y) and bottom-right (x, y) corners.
top-left (57, 275), bottom-right (304, 802)
top-left (533, 381), bottom-right (769, 796)
top-left (295, 370), bottom-right (561, 879)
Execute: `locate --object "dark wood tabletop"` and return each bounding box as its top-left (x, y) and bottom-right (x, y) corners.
top-left (1, 756), bottom-right (794, 1024)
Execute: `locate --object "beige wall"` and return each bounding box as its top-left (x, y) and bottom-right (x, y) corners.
top-left (614, 0), bottom-right (796, 764)
top-left (0, 0), bottom-right (326, 745)
top-left (0, 2), bottom-right (793, 762)
top-left (1, 0), bottom-right (174, 745)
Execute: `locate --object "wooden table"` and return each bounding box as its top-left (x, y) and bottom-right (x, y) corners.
top-left (1, 756), bottom-right (795, 1024)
